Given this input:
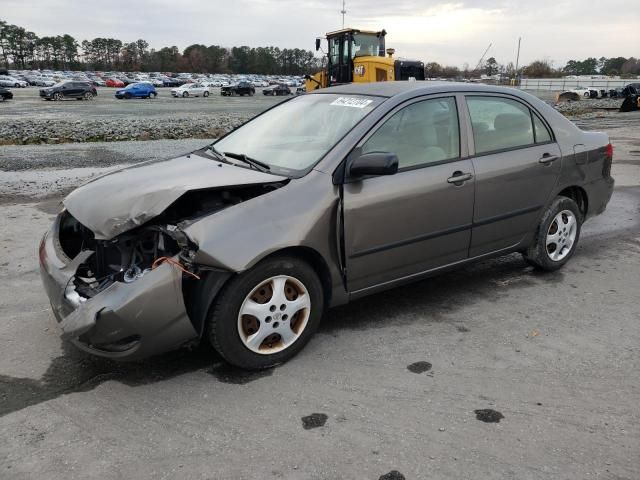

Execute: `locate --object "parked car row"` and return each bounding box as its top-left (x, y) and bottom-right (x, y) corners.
top-left (2, 69), bottom-right (306, 90)
top-left (568, 85), bottom-right (635, 99)
top-left (0, 79), bottom-right (306, 102)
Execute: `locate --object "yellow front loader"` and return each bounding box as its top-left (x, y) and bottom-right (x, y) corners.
top-left (305, 28), bottom-right (424, 91)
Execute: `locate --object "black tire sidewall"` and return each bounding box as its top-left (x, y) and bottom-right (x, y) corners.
top-left (526, 196), bottom-right (582, 271)
top-left (208, 256), bottom-right (325, 369)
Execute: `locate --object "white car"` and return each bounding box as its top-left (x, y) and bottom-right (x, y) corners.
top-left (0, 76), bottom-right (28, 88)
top-left (170, 83), bottom-right (210, 98)
top-left (570, 86), bottom-right (593, 98)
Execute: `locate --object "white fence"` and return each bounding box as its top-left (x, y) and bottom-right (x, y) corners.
top-left (520, 78), bottom-right (633, 91)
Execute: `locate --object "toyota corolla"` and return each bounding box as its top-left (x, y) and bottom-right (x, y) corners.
top-left (39, 82), bottom-right (614, 369)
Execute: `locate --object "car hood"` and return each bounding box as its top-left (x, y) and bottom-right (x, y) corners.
top-left (63, 153), bottom-right (286, 240)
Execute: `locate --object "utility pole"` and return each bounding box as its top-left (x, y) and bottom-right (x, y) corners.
top-left (515, 37), bottom-right (521, 83)
top-left (341, 1), bottom-right (347, 29)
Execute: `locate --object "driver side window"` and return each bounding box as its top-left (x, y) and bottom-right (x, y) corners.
top-left (362, 97), bottom-right (460, 169)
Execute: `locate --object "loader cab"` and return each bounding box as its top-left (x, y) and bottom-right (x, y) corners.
top-left (325, 29), bottom-right (387, 85)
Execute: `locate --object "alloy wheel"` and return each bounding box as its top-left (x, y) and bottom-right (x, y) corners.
top-left (546, 210), bottom-right (577, 261)
top-left (237, 275), bottom-right (311, 354)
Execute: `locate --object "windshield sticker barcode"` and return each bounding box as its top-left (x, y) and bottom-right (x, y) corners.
top-left (330, 97), bottom-right (373, 108)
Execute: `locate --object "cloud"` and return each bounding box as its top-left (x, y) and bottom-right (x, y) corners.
top-left (3, 0), bottom-right (638, 68)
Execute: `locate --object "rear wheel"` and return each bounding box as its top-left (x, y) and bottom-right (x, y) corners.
top-left (207, 256), bottom-right (324, 370)
top-left (524, 196), bottom-right (582, 271)
top-left (83, 92), bottom-right (94, 100)
top-left (203, 91), bottom-right (209, 97)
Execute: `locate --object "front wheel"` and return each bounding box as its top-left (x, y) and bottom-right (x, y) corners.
top-left (207, 256), bottom-right (325, 370)
top-left (523, 196), bottom-right (582, 271)
top-left (53, 92), bottom-right (62, 101)
top-left (203, 91), bottom-right (209, 97)
top-left (83, 92), bottom-right (94, 100)
top-left (183, 91), bottom-right (189, 98)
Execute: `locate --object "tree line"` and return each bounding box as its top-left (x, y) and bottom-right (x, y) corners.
top-left (0, 20), bottom-right (320, 75)
top-left (426, 56), bottom-right (640, 79)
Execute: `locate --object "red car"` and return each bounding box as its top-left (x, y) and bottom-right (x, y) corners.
top-left (105, 78), bottom-right (125, 88)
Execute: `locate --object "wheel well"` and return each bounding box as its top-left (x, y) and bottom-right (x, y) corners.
top-left (558, 186), bottom-right (588, 218)
top-left (260, 247), bottom-right (333, 308)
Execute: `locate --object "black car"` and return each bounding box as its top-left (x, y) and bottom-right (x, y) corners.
top-left (40, 81), bottom-right (98, 101)
top-left (162, 78), bottom-right (183, 87)
top-left (0, 87), bottom-right (12, 101)
top-left (263, 84), bottom-right (292, 96)
top-left (221, 81), bottom-right (255, 96)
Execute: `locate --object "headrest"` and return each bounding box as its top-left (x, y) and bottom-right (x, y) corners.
top-left (494, 113), bottom-right (530, 132)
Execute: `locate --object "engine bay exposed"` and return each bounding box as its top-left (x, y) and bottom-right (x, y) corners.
top-left (58, 183), bottom-right (286, 299)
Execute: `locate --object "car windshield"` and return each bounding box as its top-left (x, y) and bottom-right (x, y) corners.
top-left (125, 83), bottom-right (138, 89)
top-left (212, 93), bottom-right (383, 176)
top-left (53, 81), bottom-right (69, 87)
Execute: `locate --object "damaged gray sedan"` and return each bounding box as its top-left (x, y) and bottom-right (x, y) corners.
top-left (40, 82), bottom-right (614, 369)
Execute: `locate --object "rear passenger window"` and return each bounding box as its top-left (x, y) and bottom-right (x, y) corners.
top-left (532, 114), bottom-right (552, 143)
top-left (362, 97), bottom-right (460, 169)
top-left (466, 96), bottom-right (534, 154)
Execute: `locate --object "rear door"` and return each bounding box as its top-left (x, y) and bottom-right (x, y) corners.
top-left (70, 82), bottom-right (85, 97)
top-left (464, 95), bottom-right (561, 256)
top-left (343, 95), bottom-right (475, 293)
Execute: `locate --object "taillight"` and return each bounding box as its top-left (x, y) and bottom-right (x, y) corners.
top-left (603, 143), bottom-right (613, 178)
top-left (606, 143), bottom-right (613, 159)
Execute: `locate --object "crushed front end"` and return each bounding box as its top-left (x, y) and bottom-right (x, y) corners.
top-left (39, 210), bottom-right (200, 360)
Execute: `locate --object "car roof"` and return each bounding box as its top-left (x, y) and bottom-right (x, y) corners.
top-left (309, 81), bottom-right (526, 98)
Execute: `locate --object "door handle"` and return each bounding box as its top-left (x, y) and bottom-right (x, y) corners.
top-left (447, 172), bottom-right (473, 185)
top-left (539, 154), bottom-right (559, 165)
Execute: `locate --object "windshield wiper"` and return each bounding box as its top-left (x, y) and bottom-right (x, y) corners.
top-left (205, 145), bottom-right (228, 163)
top-left (223, 151), bottom-right (271, 172)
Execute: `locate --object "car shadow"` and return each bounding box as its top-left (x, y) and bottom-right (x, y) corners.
top-left (1, 253), bottom-right (560, 418)
top-left (320, 252), bottom-right (556, 333)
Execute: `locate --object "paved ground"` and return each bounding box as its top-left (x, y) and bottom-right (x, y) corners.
top-left (0, 112), bottom-right (639, 479)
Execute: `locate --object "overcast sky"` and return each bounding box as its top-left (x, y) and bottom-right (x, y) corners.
top-left (4, 0), bottom-right (639, 68)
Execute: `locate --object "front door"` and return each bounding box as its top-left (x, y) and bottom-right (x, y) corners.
top-left (464, 95), bottom-right (562, 256)
top-left (342, 96), bottom-right (475, 293)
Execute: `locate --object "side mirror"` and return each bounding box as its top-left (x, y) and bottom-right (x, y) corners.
top-left (315, 38), bottom-right (321, 51)
top-left (349, 152), bottom-right (399, 177)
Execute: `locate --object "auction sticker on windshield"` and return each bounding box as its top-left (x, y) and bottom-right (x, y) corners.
top-left (330, 97), bottom-right (374, 108)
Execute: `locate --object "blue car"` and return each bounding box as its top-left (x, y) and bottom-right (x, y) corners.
top-left (115, 82), bottom-right (157, 99)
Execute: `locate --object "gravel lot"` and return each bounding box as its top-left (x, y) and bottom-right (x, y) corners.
top-left (0, 87), bottom-right (284, 144)
top-left (0, 102), bottom-right (639, 479)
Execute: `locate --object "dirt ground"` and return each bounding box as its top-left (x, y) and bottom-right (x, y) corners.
top-left (0, 108), bottom-right (639, 479)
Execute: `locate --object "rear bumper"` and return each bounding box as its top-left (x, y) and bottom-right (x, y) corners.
top-left (39, 219), bottom-right (198, 361)
top-left (585, 176), bottom-right (615, 218)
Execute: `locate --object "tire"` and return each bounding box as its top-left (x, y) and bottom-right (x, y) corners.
top-left (207, 256), bottom-right (325, 370)
top-left (203, 91), bottom-right (209, 97)
top-left (183, 91), bottom-right (188, 98)
top-left (14, 83), bottom-right (20, 88)
top-left (523, 196), bottom-right (582, 271)
top-left (83, 92), bottom-right (93, 100)
top-left (584, 92), bottom-right (590, 98)
top-left (53, 92), bottom-right (62, 101)
top-left (124, 92), bottom-right (132, 99)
